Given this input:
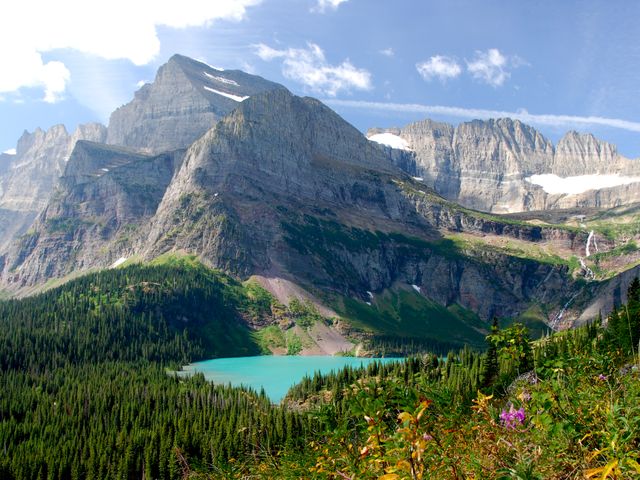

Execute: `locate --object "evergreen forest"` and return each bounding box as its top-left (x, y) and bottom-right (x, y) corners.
top-left (1, 259), bottom-right (639, 479)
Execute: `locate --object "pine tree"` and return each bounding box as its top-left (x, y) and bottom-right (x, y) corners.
top-left (480, 317), bottom-right (500, 390)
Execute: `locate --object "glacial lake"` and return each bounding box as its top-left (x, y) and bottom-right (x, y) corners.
top-left (178, 355), bottom-right (402, 403)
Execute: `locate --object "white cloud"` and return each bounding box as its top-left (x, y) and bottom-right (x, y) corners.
top-left (466, 48), bottom-right (522, 87)
top-left (254, 42), bottom-right (372, 96)
top-left (324, 99), bottom-right (640, 134)
top-left (379, 48), bottom-right (395, 58)
top-left (416, 55), bottom-right (462, 82)
top-left (313, 0), bottom-right (349, 12)
top-left (0, 0), bottom-right (261, 102)
top-left (3, 148), bottom-right (16, 155)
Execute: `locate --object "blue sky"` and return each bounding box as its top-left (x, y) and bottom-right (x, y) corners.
top-left (1, 0), bottom-right (639, 157)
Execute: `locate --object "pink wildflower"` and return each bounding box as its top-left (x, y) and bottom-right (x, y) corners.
top-left (499, 404), bottom-right (526, 429)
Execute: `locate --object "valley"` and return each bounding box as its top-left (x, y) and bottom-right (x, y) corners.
top-left (1, 38), bottom-right (639, 479)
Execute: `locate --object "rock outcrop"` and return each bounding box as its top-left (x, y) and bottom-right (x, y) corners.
top-left (369, 119), bottom-right (640, 213)
top-left (106, 54), bottom-right (287, 154)
top-left (3, 141), bottom-right (183, 286)
top-left (0, 123), bottom-right (106, 251)
top-left (2, 54), bottom-right (638, 336)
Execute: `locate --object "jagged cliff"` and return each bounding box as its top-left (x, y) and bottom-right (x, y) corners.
top-left (0, 123), bottom-right (106, 251)
top-left (3, 89), bottom-right (591, 330)
top-left (3, 54), bottom-right (640, 339)
top-left (106, 54), bottom-right (287, 154)
top-left (3, 141), bottom-right (183, 286)
top-left (369, 119), bottom-right (640, 213)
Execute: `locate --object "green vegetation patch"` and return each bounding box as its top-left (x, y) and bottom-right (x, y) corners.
top-left (333, 287), bottom-right (486, 349)
top-left (252, 325), bottom-right (286, 354)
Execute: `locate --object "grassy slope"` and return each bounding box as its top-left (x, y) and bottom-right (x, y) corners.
top-left (334, 287), bottom-right (486, 349)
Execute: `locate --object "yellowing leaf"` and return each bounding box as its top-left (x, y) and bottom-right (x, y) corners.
top-left (379, 474), bottom-right (400, 480)
top-left (398, 412), bottom-right (413, 424)
top-left (601, 460), bottom-right (618, 479)
top-left (584, 467), bottom-right (605, 478)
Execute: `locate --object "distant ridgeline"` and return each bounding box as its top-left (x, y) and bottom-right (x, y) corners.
top-left (1, 256), bottom-right (639, 478)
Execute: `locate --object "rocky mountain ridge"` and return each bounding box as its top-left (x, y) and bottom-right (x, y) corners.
top-left (1, 54), bottom-right (639, 340)
top-left (0, 87), bottom-right (600, 334)
top-left (369, 118), bottom-right (640, 213)
top-left (106, 54), bottom-right (287, 154)
top-left (0, 123), bottom-right (107, 252)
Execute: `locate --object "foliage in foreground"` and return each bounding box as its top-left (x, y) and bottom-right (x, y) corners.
top-left (222, 318), bottom-right (640, 479)
top-left (1, 259), bottom-right (640, 479)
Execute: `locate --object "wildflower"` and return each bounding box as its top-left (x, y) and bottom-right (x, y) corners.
top-left (422, 433), bottom-right (433, 441)
top-left (518, 390), bottom-right (531, 402)
top-left (597, 374), bottom-right (608, 381)
top-left (499, 404), bottom-right (526, 429)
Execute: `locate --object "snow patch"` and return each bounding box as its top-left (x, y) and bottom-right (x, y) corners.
top-left (412, 176), bottom-right (424, 181)
top-left (365, 302), bottom-right (372, 306)
top-left (200, 59), bottom-right (224, 71)
top-left (366, 291), bottom-right (373, 298)
top-left (101, 168), bottom-right (109, 172)
top-left (3, 148), bottom-right (16, 155)
top-left (204, 72), bottom-right (239, 86)
top-left (203, 86), bottom-right (249, 102)
top-left (526, 174), bottom-right (640, 195)
top-left (368, 133), bottom-right (412, 151)
top-left (111, 257), bottom-right (127, 268)
top-left (411, 284), bottom-right (421, 293)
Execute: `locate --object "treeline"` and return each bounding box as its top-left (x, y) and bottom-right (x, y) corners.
top-left (361, 334), bottom-right (462, 357)
top-left (0, 261), bottom-right (310, 480)
top-left (0, 363), bottom-right (311, 480)
top-left (0, 261), bottom-right (264, 372)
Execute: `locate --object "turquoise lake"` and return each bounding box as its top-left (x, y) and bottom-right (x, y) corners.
top-left (179, 355), bottom-right (402, 403)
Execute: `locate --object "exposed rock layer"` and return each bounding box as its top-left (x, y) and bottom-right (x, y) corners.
top-left (106, 54), bottom-right (287, 154)
top-left (370, 119), bottom-right (640, 213)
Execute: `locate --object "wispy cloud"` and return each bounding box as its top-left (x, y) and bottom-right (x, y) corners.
top-left (254, 42), bottom-right (372, 96)
top-left (313, 0), bottom-right (349, 13)
top-left (324, 99), bottom-right (640, 133)
top-left (0, 0), bottom-right (262, 102)
top-left (466, 48), bottom-right (524, 87)
top-left (416, 55), bottom-right (461, 82)
top-left (379, 48), bottom-right (395, 58)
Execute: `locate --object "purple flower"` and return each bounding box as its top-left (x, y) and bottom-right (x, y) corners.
top-left (500, 404), bottom-right (526, 430)
top-left (597, 374), bottom-right (608, 381)
top-left (422, 433), bottom-right (434, 441)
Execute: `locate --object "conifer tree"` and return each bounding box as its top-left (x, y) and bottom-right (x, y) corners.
top-left (480, 317), bottom-right (500, 390)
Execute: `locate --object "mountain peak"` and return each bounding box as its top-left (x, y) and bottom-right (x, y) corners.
top-left (106, 54), bottom-right (286, 155)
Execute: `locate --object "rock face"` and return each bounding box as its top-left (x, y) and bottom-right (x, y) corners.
top-left (0, 123), bottom-right (107, 251)
top-left (3, 88), bottom-right (588, 328)
top-left (369, 119), bottom-right (640, 213)
top-left (3, 141), bottom-right (183, 286)
top-left (106, 54), bottom-right (287, 154)
top-left (4, 54), bottom-right (639, 335)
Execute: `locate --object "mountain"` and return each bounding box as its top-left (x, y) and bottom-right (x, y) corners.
top-left (106, 54), bottom-right (287, 154)
top-left (4, 54), bottom-right (640, 345)
top-left (369, 118), bottom-right (640, 213)
top-left (2, 141), bottom-right (183, 288)
top-left (2, 85), bottom-right (602, 343)
top-left (0, 123), bottom-right (106, 252)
